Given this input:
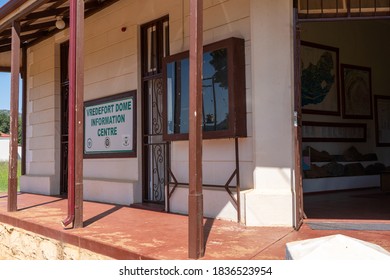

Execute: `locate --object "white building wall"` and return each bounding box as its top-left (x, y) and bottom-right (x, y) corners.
top-left (0, 138), bottom-right (22, 161)
top-left (0, 139), bottom-right (9, 161)
top-left (246, 0), bottom-right (295, 226)
top-left (168, 0), bottom-right (253, 223)
top-left (83, 0), bottom-right (139, 188)
top-left (21, 0), bottom-right (296, 226)
top-left (21, 37), bottom-right (61, 195)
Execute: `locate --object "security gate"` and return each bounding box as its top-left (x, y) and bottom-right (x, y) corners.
top-left (141, 17), bottom-right (170, 204)
top-left (60, 41), bottom-right (69, 194)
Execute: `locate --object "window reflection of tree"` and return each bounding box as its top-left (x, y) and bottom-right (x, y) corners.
top-left (164, 38), bottom-right (246, 140)
top-left (202, 76), bottom-right (217, 131)
top-left (210, 49), bottom-right (228, 88)
top-left (202, 49), bottom-right (229, 132)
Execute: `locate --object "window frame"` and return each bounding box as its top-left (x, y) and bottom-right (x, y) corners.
top-left (141, 15), bottom-right (169, 78)
top-left (162, 37), bottom-right (247, 141)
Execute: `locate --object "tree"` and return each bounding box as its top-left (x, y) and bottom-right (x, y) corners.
top-left (209, 48), bottom-right (228, 89)
top-left (0, 110), bottom-right (22, 145)
top-left (18, 116), bottom-right (22, 145)
top-left (0, 111), bottom-right (10, 134)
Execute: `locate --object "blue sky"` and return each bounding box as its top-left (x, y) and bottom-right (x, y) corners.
top-left (0, 0), bottom-right (10, 110)
top-left (0, 72), bottom-right (22, 111)
top-left (0, 1), bottom-right (21, 111)
top-left (0, 72), bottom-right (18, 111)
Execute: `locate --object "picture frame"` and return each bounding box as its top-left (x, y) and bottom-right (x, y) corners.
top-left (302, 121), bottom-right (367, 142)
top-left (341, 64), bottom-right (373, 119)
top-left (301, 41), bottom-right (340, 116)
top-left (374, 95), bottom-right (390, 147)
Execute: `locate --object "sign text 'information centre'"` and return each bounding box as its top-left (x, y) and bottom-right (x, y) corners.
top-left (84, 91), bottom-right (136, 157)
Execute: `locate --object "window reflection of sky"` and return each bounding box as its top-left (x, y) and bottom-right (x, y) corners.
top-left (180, 59), bottom-right (189, 133)
top-left (166, 49), bottom-right (229, 135)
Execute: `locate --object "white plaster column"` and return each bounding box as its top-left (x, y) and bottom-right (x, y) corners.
top-left (245, 0), bottom-right (295, 226)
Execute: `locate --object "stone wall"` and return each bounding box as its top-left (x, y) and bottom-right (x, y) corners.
top-left (0, 223), bottom-right (112, 260)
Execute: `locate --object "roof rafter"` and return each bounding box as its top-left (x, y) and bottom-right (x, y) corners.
top-left (0, 0), bottom-right (121, 53)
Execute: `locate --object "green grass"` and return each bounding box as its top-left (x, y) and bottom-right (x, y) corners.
top-left (0, 161), bottom-right (21, 193)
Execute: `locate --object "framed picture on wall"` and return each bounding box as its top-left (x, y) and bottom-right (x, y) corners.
top-left (301, 41), bottom-right (340, 115)
top-left (374, 95), bottom-right (390, 147)
top-left (302, 121), bottom-right (367, 142)
top-left (341, 64), bottom-right (373, 119)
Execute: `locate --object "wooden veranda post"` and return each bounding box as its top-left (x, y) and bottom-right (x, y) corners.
top-left (7, 20), bottom-right (20, 212)
top-left (62, 0), bottom-right (84, 228)
top-left (188, 0), bottom-right (204, 259)
top-left (73, 0), bottom-right (84, 228)
top-left (293, 7), bottom-right (304, 230)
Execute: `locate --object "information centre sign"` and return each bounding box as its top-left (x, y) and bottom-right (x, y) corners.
top-left (84, 91), bottom-right (136, 158)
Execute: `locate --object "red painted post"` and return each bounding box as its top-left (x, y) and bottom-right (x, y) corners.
top-left (62, 0), bottom-right (85, 229)
top-left (188, 0), bottom-right (204, 259)
top-left (74, 0), bottom-right (85, 228)
top-left (7, 20), bottom-right (20, 212)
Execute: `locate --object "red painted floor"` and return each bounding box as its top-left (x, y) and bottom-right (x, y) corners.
top-left (304, 187), bottom-right (390, 220)
top-left (1, 189), bottom-right (390, 260)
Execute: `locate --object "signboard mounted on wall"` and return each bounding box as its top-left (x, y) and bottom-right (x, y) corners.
top-left (84, 90), bottom-right (137, 158)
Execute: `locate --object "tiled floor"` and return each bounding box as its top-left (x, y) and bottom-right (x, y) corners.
top-left (304, 187), bottom-right (390, 220)
top-left (1, 189), bottom-right (390, 260)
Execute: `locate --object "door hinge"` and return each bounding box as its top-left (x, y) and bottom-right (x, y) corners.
top-left (294, 111), bottom-right (298, 127)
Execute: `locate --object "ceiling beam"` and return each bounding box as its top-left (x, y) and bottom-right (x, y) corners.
top-left (21, 0), bottom-right (68, 27)
top-left (0, 20), bottom-right (57, 37)
top-left (23, 1), bottom-right (106, 21)
top-left (25, 1), bottom-right (119, 49)
top-left (24, 7), bottom-right (69, 20)
top-left (0, 0), bottom-right (121, 53)
top-left (0, 28), bottom-right (54, 46)
top-left (0, 45), bottom-right (10, 52)
top-left (0, 0), bottom-right (52, 34)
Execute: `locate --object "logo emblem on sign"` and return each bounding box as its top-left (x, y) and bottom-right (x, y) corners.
top-left (87, 138), bottom-right (93, 149)
top-left (105, 137), bottom-right (111, 148)
top-left (123, 136), bottom-right (129, 146)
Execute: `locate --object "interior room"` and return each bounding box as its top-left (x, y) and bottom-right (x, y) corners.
top-left (300, 19), bottom-right (390, 222)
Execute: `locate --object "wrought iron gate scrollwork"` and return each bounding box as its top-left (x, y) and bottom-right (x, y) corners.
top-left (142, 16), bottom-right (170, 205)
top-left (145, 77), bottom-right (169, 203)
top-left (60, 41), bottom-right (69, 194)
top-left (151, 142), bottom-right (166, 202)
top-left (151, 78), bottom-right (163, 135)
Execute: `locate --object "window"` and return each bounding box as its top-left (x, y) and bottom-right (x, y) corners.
top-left (163, 37), bottom-right (247, 141)
top-left (141, 16), bottom-right (169, 77)
top-left (147, 25), bottom-right (157, 73)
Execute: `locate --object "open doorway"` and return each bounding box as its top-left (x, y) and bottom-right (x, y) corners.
top-left (295, 3), bottom-right (390, 224)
